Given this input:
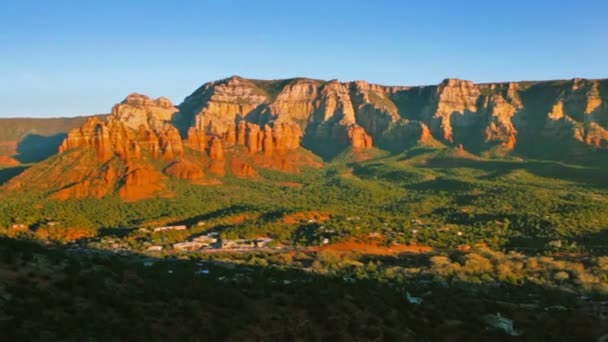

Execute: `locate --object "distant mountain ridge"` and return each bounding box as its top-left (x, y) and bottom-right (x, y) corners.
top-left (1, 76), bottom-right (607, 200)
top-left (0, 115), bottom-right (108, 164)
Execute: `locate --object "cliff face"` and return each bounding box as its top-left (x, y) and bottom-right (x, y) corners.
top-left (59, 93), bottom-right (184, 162)
top-left (179, 76), bottom-right (608, 158)
top-left (4, 76), bottom-right (608, 200)
top-left (9, 94), bottom-right (185, 200)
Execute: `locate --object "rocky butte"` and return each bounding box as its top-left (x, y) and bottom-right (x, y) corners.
top-left (2, 76), bottom-right (607, 200)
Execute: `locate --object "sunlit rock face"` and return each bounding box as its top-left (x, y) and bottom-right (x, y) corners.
top-left (5, 76), bottom-right (608, 200)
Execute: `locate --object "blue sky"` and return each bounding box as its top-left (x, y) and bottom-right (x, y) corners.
top-left (1, 0), bottom-right (607, 117)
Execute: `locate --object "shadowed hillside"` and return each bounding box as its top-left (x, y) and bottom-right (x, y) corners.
top-left (0, 115), bottom-right (108, 163)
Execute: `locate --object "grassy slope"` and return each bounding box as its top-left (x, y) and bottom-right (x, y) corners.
top-left (1, 147), bottom-right (607, 252)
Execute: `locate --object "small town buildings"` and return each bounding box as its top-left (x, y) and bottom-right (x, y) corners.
top-left (255, 237), bottom-right (273, 247)
top-left (173, 241), bottom-right (203, 251)
top-left (153, 225), bottom-right (187, 232)
top-left (219, 237), bottom-right (273, 249)
top-left (220, 239), bottom-right (255, 249)
top-left (192, 235), bottom-right (218, 247)
top-left (146, 245), bottom-right (163, 252)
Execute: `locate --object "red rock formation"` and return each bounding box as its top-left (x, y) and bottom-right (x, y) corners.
top-left (0, 155), bottom-right (20, 167)
top-left (208, 136), bottom-right (224, 161)
top-left (347, 125), bottom-right (373, 149)
top-left (245, 123), bottom-right (262, 154)
top-left (118, 164), bottom-right (165, 201)
top-left (272, 122), bottom-right (302, 152)
top-left (419, 123), bottom-right (435, 145)
top-left (236, 121), bottom-right (247, 145)
top-left (51, 94), bottom-right (183, 199)
top-left (262, 125), bottom-right (274, 157)
top-left (60, 94), bottom-right (182, 163)
top-left (231, 158), bottom-right (258, 178)
top-left (186, 128), bottom-right (207, 152)
top-left (165, 159), bottom-right (204, 180)
top-left (225, 122), bottom-right (237, 145)
top-left (158, 124), bottom-right (184, 160)
top-left (430, 79), bottom-right (481, 143)
top-left (6, 76), bottom-right (608, 201)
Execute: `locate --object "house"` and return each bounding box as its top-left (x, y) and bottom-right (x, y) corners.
top-left (47, 221), bottom-right (60, 227)
top-left (255, 237), bottom-right (273, 247)
top-left (153, 225), bottom-right (187, 232)
top-left (146, 245), bottom-right (163, 252)
top-left (220, 239), bottom-right (255, 249)
top-left (192, 235), bottom-right (218, 247)
top-left (173, 241), bottom-right (203, 251)
top-left (11, 224), bottom-right (27, 230)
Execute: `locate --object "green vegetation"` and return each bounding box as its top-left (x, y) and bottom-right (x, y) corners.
top-left (0, 237), bottom-right (604, 340)
top-left (367, 91), bottom-right (399, 114)
top-left (2, 148), bottom-right (608, 253)
top-left (1, 146), bottom-right (608, 340)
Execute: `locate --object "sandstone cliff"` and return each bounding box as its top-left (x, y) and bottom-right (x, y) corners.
top-left (3, 76), bottom-right (607, 200)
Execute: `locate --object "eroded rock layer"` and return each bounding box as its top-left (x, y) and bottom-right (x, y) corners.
top-left (4, 76), bottom-right (608, 200)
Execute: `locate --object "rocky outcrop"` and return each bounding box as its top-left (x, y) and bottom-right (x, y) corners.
top-left (59, 94), bottom-right (183, 162)
top-left (165, 159), bottom-right (204, 181)
top-left (542, 79), bottom-right (608, 149)
top-left (347, 125), bottom-right (373, 149)
top-left (4, 76), bottom-right (608, 200)
top-left (482, 84), bottom-right (521, 153)
top-left (208, 136), bottom-right (224, 161)
top-left (180, 76), bottom-right (268, 137)
top-left (54, 94), bottom-right (183, 199)
top-left (112, 93), bottom-right (176, 131)
top-left (0, 155), bottom-right (20, 167)
top-left (118, 164), bottom-right (166, 201)
top-left (428, 79), bottom-right (481, 143)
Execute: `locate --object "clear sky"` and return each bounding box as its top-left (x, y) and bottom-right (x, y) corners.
top-left (1, 0), bottom-right (607, 117)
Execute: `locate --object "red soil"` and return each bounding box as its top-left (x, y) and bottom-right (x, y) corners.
top-left (314, 240), bottom-right (433, 255)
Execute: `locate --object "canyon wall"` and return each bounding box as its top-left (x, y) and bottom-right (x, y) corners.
top-left (4, 76), bottom-right (607, 200)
